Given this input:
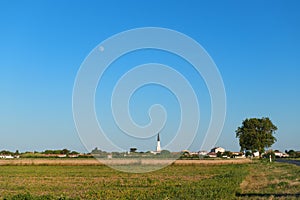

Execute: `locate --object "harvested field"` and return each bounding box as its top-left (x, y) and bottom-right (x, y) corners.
top-left (0, 158), bottom-right (251, 166)
top-left (174, 159), bottom-right (251, 165)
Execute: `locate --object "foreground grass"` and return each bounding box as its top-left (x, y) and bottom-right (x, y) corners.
top-left (239, 161), bottom-right (300, 199)
top-left (0, 164), bottom-right (248, 200)
top-left (0, 161), bottom-right (299, 200)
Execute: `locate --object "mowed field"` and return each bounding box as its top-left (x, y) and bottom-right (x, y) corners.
top-left (0, 158), bottom-right (251, 166)
top-left (0, 159), bottom-right (299, 200)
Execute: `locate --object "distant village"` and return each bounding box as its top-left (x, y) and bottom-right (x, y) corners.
top-left (0, 134), bottom-right (299, 159)
top-left (0, 147), bottom-right (299, 160)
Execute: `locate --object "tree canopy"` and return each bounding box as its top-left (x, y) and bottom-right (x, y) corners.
top-left (236, 117), bottom-right (277, 156)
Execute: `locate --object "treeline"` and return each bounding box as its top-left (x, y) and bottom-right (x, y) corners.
top-left (0, 150), bottom-right (19, 156)
top-left (0, 149), bottom-right (92, 158)
top-left (285, 150), bottom-right (300, 158)
top-left (42, 149), bottom-right (79, 155)
top-left (91, 147), bottom-right (179, 159)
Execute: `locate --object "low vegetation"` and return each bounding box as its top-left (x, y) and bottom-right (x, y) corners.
top-left (0, 163), bottom-right (248, 199)
top-left (0, 161), bottom-right (299, 199)
top-left (238, 161), bottom-right (300, 199)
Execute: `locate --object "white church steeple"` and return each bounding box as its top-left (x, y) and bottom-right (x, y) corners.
top-left (156, 133), bottom-right (161, 152)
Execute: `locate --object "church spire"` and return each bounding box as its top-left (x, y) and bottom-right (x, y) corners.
top-left (156, 133), bottom-right (161, 152)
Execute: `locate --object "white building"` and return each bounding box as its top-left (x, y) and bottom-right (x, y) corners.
top-left (211, 147), bottom-right (225, 154)
top-left (253, 152), bottom-right (260, 157)
top-left (0, 155), bottom-right (14, 159)
top-left (274, 151), bottom-right (289, 158)
top-left (207, 152), bottom-right (217, 158)
top-left (198, 151), bottom-right (208, 156)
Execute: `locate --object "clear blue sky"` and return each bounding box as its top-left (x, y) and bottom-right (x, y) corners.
top-left (0, 1), bottom-right (299, 153)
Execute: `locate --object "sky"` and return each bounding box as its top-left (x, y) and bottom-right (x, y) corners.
top-left (0, 1), bottom-right (299, 153)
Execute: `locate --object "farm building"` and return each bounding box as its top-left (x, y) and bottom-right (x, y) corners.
top-left (210, 147), bottom-right (225, 154)
top-left (0, 155), bottom-right (14, 159)
top-left (207, 152), bottom-right (217, 158)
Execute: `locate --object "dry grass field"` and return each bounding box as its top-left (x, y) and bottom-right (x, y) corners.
top-left (0, 158), bottom-right (252, 166)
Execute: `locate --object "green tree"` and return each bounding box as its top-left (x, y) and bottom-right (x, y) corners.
top-left (160, 150), bottom-right (171, 155)
top-left (216, 152), bottom-right (223, 158)
top-left (130, 148), bottom-right (137, 153)
top-left (0, 150), bottom-right (13, 155)
top-left (61, 149), bottom-right (70, 155)
top-left (223, 151), bottom-right (232, 158)
top-left (15, 150), bottom-right (20, 155)
top-left (236, 117), bottom-right (277, 157)
top-left (286, 150), bottom-right (299, 158)
top-left (70, 151), bottom-right (79, 155)
top-left (91, 147), bottom-right (101, 154)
